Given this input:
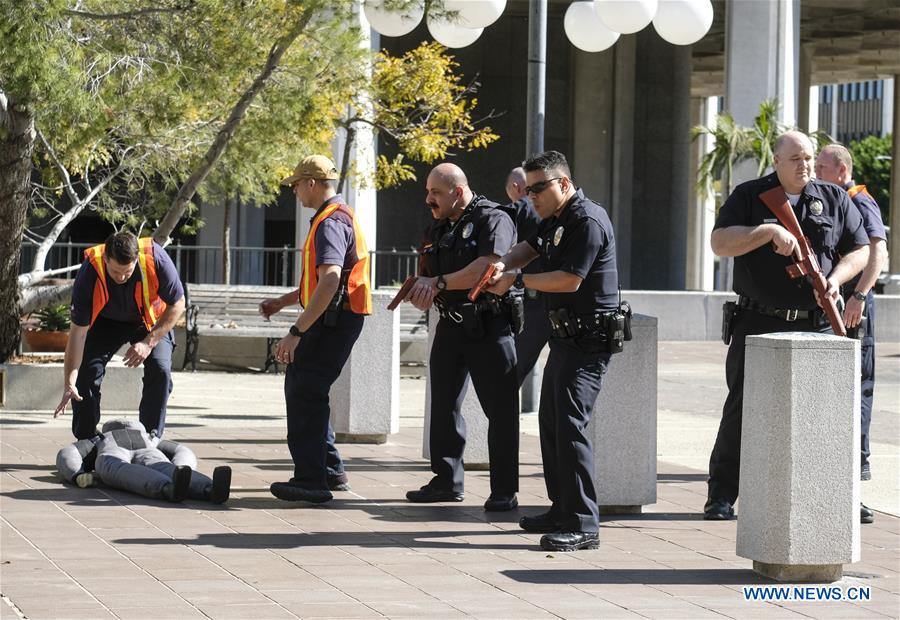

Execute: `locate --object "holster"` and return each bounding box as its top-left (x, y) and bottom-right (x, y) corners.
top-left (323, 280), bottom-right (347, 327)
top-left (847, 315), bottom-right (867, 341)
top-left (458, 302), bottom-right (484, 339)
top-left (506, 294), bottom-right (525, 335)
top-left (548, 308), bottom-right (580, 338)
top-left (722, 301), bottom-right (739, 345)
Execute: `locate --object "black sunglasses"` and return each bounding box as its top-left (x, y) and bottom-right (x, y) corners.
top-left (524, 177), bottom-right (563, 195)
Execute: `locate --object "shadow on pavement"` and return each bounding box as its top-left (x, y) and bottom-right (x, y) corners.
top-left (502, 568), bottom-right (774, 585)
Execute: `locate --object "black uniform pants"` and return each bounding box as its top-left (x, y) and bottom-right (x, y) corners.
top-left (515, 295), bottom-right (551, 386)
top-left (284, 311), bottom-right (364, 489)
top-left (539, 337), bottom-right (610, 533)
top-left (428, 312), bottom-right (519, 495)
top-left (708, 310), bottom-right (831, 504)
top-left (858, 291), bottom-right (876, 468)
top-left (72, 317), bottom-right (175, 440)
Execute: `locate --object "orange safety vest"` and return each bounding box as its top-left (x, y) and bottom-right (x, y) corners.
top-left (846, 184), bottom-right (871, 201)
top-left (300, 202), bottom-right (372, 315)
top-left (84, 237), bottom-right (167, 330)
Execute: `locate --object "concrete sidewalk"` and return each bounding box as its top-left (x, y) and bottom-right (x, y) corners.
top-left (1, 342), bottom-right (898, 619)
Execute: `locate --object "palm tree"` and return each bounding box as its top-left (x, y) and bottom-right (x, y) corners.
top-left (692, 98), bottom-right (832, 200)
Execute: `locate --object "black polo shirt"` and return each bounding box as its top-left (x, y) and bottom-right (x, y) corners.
top-left (420, 194), bottom-right (516, 305)
top-left (714, 172), bottom-right (868, 309)
top-left (311, 194), bottom-right (359, 273)
top-left (526, 188), bottom-right (619, 314)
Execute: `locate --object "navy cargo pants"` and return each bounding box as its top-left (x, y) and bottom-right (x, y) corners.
top-left (284, 311), bottom-right (364, 490)
top-left (71, 317), bottom-right (175, 440)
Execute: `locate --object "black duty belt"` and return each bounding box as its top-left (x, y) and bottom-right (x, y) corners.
top-left (436, 298), bottom-right (500, 323)
top-left (738, 296), bottom-right (814, 322)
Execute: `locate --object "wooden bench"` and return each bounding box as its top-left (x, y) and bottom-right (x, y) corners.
top-left (182, 283), bottom-right (299, 373)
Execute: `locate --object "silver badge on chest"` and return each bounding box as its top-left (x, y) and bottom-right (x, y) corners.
top-left (553, 226), bottom-right (564, 246)
top-left (810, 199), bottom-right (823, 216)
top-left (461, 222), bottom-right (474, 239)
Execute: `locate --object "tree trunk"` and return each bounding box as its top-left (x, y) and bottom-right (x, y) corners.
top-left (222, 196), bottom-right (231, 285)
top-left (153, 9), bottom-right (313, 244)
top-left (0, 93), bottom-right (35, 362)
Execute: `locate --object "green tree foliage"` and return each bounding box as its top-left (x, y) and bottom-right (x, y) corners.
top-left (848, 134), bottom-right (892, 221)
top-left (341, 41), bottom-right (499, 190)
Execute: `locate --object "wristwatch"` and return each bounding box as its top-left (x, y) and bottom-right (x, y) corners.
top-left (852, 291), bottom-right (867, 301)
top-left (514, 273), bottom-right (526, 289)
top-left (289, 325), bottom-right (305, 338)
top-left (435, 275), bottom-right (448, 291)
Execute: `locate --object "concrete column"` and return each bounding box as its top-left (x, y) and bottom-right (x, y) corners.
top-left (571, 37), bottom-right (634, 286)
top-left (593, 314), bottom-right (657, 513)
top-left (331, 290), bottom-right (400, 443)
top-left (686, 97), bottom-right (716, 291)
top-left (737, 333), bottom-right (860, 583)
top-left (886, 75), bottom-right (900, 294)
top-left (722, 0), bottom-right (800, 292)
top-left (882, 78), bottom-right (894, 139)
top-left (630, 28), bottom-right (691, 289)
top-left (797, 43), bottom-right (812, 133)
top-left (422, 311), bottom-right (489, 468)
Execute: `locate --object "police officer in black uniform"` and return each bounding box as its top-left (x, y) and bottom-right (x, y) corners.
top-left (487, 151), bottom-right (623, 552)
top-left (705, 131), bottom-right (869, 521)
top-left (505, 167), bottom-right (551, 386)
top-left (402, 162), bottom-right (520, 511)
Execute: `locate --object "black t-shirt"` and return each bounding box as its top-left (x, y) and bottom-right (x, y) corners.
top-left (510, 197), bottom-right (542, 275)
top-left (420, 194), bottom-right (516, 305)
top-left (713, 172), bottom-right (868, 309)
top-left (71, 242), bottom-right (184, 326)
top-left (526, 188), bottom-right (619, 314)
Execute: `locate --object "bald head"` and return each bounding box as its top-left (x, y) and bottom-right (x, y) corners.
top-left (506, 166), bottom-right (527, 202)
top-left (425, 162), bottom-right (473, 222)
top-left (815, 143), bottom-right (853, 185)
top-left (774, 130), bottom-right (814, 156)
top-left (773, 130), bottom-right (814, 194)
top-left (428, 163), bottom-right (468, 191)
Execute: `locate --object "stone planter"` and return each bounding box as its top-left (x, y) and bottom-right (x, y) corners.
top-left (23, 329), bottom-right (69, 352)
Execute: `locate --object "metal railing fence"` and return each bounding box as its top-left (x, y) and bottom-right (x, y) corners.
top-left (20, 241), bottom-right (419, 288)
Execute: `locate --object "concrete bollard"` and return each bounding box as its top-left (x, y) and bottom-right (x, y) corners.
top-left (422, 311), bottom-right (490, 469)
top-left (737, 332), bottom-right (860, 583)
top-left (593, 314), bottom-right (658, 514)
top-left (331, 290), bottom-right (400, 443)
top-left (2, 359), bottom-right (142, 411)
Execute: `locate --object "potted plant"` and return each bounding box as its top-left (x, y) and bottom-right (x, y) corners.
top-left (23, 304), bottom-right (71, 352)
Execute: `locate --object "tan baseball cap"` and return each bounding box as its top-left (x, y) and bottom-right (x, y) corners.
top-left (281, 155), bottom-right (339, 185)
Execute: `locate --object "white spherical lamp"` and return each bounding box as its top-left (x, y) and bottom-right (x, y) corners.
top-left (427, 16), bottom-right (483, 48)
top-left (564, 1), bottom-right (620, 53)
top-left (652, 0), bottom-right (713, 45)
top-left (364, 0), bottom-right (424, 37)
top-left (443, 0), bottom-right (506, 29)
top-left (595, 0), bottom-right (658, 34)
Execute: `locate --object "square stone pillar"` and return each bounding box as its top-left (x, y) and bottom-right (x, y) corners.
top-left (422, 311), bottom-right (489, 469)
top-left (331, 290), bottom-right (399, 443)
top-left (593, 314), bottom-right (658, 514)
top-left (737, 333), bottom-right (860, 583)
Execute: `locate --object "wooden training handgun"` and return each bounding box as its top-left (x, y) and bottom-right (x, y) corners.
top-left (758, 186), bottom-right (846, 337)
top-left (387, 276), bottom-right (418, 311)
top-left (467, 264), bottom-right (497, 302)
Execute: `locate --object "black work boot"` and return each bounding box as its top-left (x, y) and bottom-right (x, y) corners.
top-left (169, 465), bottom-right (192, 502)
top-left (208, 466), bottom-right (232, 504)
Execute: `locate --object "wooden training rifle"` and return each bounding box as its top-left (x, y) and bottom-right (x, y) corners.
top-left (758, 186), bottom-right (846, 337)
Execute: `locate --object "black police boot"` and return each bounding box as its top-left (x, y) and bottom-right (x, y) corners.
top-left (861, 462), bottom-right (871, 481)
top-left (861, 504), bottom-right (875, 524)
top-left (540, 531), bottom-right (599, 552)
top-left (519, 511), bottom-right (560, 533)
top-left (270, 480), bottom-right (333, 504)
top-left (483, 494), bottom-right (518, 512)
top-left (703, 498), bottom-right (735, 520)
top-left (208, 466), bottom-right (232, 504)
top-left (328, 472), bottom-right (351, 492)
top-left (405, 484), bottom-right (464, 503)
top-left (169, 465), bottom-right (192, 502)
